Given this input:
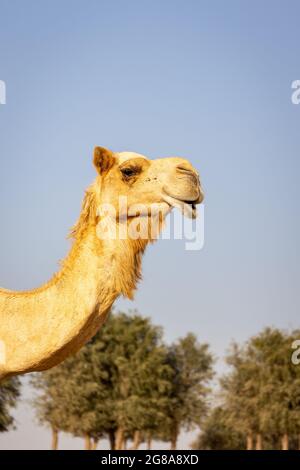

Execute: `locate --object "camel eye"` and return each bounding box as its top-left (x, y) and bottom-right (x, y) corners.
top-left (120, 167), bottom-right (140, 179)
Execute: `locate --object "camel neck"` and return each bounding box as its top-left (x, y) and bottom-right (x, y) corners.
top-left (0, 226), bottom-right (147, 378)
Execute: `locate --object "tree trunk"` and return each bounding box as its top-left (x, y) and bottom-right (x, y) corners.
top-left (130, 430), bottom-right (141, 450)
top-left (255, 434), bottom-right (262, 450)
top-left (170, 422), bottom-right (178, 450)
top-left (147, 435), bottom-right (152, 450)
top-left (92, 438), bottom-right (99, 450)
top-left (298, 434), bottom-right (300, 450)
top-left (246, 434), bottom-right (253, 450)
top-left (51, 427), bottom-right (59, 450)
top-left (84, 434), bottom-right (92, 450)
top-left (281, 433), bottom-right (289, 450)
top-left (115, 427), bottom-right (125, 450)
top-left (108, 430), bottom-right (116, 450)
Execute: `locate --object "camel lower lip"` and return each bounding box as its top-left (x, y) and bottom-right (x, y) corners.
top-left (162, 194), bottom-right (198, 219)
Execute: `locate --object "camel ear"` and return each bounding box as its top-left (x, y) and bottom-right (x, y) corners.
top-left (93, 147), bottom-right (116, 174)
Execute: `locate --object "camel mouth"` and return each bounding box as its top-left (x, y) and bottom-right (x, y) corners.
top-left (162, 193), bottom-right (200, 219)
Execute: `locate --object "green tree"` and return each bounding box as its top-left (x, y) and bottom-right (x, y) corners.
top-left (250, 328), bottom-right (300, 450)
top-left (159, 333), bottom-right (214, 449)
top-left (32, 310), bottom-right (173, 450)
top-left (97, 311), bottom-right (172, 449)
top-left (31, 361), bottom-right (74, 449)
top-left (221, 342), bottom-right (262, 449)
top-left (221, 328), bottom-right (300, 450)
top-left (192, 406), bottom-right (245, 450)
top-left (0, 377), bottom-right (21, 433)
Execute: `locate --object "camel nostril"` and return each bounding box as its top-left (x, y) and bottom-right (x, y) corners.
top-left (176, 165), bottom-right (199, 184)
top-left (176, 165), bottom-right (195, 176)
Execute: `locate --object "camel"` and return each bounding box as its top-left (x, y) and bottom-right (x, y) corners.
top-left (0, 147), bottom-right (203, 380)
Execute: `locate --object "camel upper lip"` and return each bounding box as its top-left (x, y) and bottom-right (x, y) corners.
top-left (162, 189), bottom-right (202, 206)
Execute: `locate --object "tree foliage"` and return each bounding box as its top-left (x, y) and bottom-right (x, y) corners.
top-left (194, 328), bottom-right (300, 450)
top-left (192, 406), bottom-right (245, 450)
top-left (0, 377), bottom-right (21, 432)
top-left (32, 311), bottom-right (213, 449)
top-left (157, 334), bottom-right (214, 449)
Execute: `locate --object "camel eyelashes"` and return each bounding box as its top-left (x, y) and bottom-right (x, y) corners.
top-left (120, 166), bottom-right (141, 179)
top-left (121, 168), bottom-right (136, 176)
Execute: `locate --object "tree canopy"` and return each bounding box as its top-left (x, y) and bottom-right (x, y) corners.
top-left (5, 317), bottom-right (300, 451)
top-left (31, 311), bottom-right (214, 450)
top-left (194, 328), bottom-right (300, 450)
top-left (0, 377), bottom-right (21, 433)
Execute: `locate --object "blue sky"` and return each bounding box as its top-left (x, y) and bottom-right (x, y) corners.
top-left (0, 0), bottom-right (299, 449)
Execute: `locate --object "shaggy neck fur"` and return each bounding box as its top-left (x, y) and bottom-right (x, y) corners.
top-left (0, 182), bottom-right (149, 380)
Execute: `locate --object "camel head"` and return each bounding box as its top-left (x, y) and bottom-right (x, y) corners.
top-left (93, 147), bottom-right (204, 229)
